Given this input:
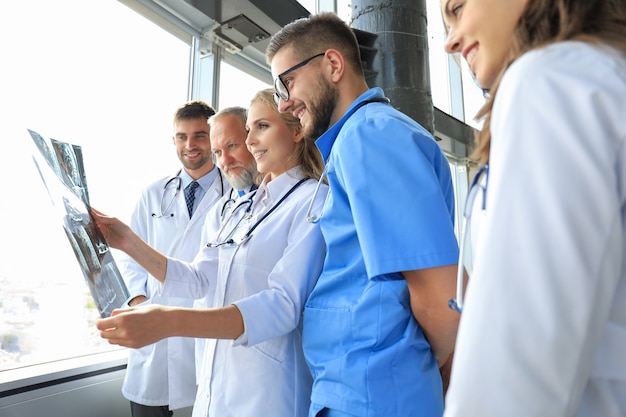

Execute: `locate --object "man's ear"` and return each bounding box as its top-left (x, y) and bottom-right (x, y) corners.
top-left (324, 49), bottom-right (345, 83)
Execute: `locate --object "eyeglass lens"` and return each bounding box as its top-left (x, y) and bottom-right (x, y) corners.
top-left (273, 52), bottom-right (325, 106)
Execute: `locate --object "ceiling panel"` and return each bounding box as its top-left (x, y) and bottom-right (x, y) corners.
top-left (153, 0), bottom-right (310, 55)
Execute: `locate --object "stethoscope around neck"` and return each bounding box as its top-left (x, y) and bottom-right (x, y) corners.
top-left (207, 177), bottom-right (309, 248)
top-left (448, 163), bottom-right (489, 313)
top-left (151, 168), bottom-right (225, 218)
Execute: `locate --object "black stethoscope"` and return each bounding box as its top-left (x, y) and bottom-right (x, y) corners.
top-left (220, 189), bottom-right (241, 219)
top-left (219, 185), bottom-right (260, 218)
top-left (207, 177), bottom-right (309, 248)
top-left (209, 190), bottom-right (257, 247)
top-left (151, 169), bottom-right (225, 218)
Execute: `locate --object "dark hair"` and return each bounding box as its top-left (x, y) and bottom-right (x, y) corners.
top-left (266, 12), bottom-right (363, 77)
top-left (173, 100), bottom-right (216, 124)
top-left (250, 88), bottom-right (324, 181)
top-left (472, 0), bottom-right (626, 164)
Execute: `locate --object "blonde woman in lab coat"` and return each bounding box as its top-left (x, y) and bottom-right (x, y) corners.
top-left (93, 88), bottom-right (326, 417)
top-left (441, 1), bottom-right (626, 416)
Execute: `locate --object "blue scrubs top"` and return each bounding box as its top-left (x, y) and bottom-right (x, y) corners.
top-left (304, 88), bottom-right (459, 417)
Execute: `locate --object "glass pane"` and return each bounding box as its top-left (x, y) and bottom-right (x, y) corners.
top-left (426, 0), bottom-right (453, 115)
top-left (0, 0), bottom-right (189, 372)
top-left (426, 0), bottom-right (485, 127)
top-left (336, 0), bottom-right (352, 23)
top-left (461, 62), bottom-right (487, 129)
top-left (219, 62), bottom-right (271, 108)
top-left (297, 0), bottom-right (316, 13)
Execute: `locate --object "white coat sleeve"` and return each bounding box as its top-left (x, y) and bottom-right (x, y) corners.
top-left (233, 190), bottom-right (326, 347)
top-left (444, 44), bottom-right (626, 417)
top-left (158, 253), bottom-right (216, 300)
top-left (159, 205), bottom-right (222, 299)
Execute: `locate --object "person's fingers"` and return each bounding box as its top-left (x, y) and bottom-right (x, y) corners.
top-left (95, 316), bottom-right (116, 331)
top-left (111, 307), bottom-right (132, 316)
top-left (90, 207), bottom-right (107, 219)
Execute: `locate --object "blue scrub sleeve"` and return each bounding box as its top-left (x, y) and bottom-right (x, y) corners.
top-left (334, 110), bottom-right (459, 279)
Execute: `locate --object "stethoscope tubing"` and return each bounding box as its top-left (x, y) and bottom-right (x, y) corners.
top-left (207, 177), bottom-right (309, 248)
top-left (151, 169), bottom-right (225, 218)
top-left (449, 164), bottom-right (489, 314)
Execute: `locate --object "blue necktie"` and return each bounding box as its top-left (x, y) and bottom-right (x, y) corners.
top-left (184, 181), bottom-right (200, 218)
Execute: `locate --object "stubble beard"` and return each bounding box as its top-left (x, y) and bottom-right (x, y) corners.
top-left (304, 75), bottom-right (338, 142)
top-left (179, 151), bottom-right (211, 172)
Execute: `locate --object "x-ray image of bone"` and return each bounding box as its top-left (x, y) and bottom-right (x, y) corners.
top-left (28, 128), bottom-right (130, 317)
top-left (51, 138), bottom-right (90, 204)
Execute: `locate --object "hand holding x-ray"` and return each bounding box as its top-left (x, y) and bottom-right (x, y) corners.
top-left (28, 128), bottom-right (130, 317)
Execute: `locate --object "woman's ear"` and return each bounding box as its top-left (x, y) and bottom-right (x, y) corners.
top-left (293, 125), bottom-right (304, 143)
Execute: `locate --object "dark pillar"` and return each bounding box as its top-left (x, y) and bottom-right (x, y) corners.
top-left (350, 0), bottom-right (434, 134)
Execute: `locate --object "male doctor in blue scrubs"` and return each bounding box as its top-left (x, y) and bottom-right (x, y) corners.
top-left (267, 13), bottom-right (460, 417)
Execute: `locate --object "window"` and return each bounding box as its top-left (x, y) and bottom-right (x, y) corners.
top-left (426, 0), bottom-right (485, 128)
top-left (0, 0), bottom-right (189, 374)
top-left (218, 62), bottom-right (271, 109)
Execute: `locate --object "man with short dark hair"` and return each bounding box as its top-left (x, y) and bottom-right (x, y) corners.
top-left (267, 13), bottom-right (460, 417)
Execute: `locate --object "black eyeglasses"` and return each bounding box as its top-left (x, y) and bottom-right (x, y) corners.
top-left (273, 52), bottom-right (325, 105)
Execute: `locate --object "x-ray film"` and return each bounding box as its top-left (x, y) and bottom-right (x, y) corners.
top-left (28, 129), bottom-right (130, 317)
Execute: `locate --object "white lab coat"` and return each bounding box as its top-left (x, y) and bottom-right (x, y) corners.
top-left (161, 166), bottom-right (327, 417)
top-left (191, 187), bottom-right (242, 384)
top-left (444, 41), bottom-right (626, 417)
top-left (119, 168), bottom-right (231, 410)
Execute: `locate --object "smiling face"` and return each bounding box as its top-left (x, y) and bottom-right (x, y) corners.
top-left (173, 117), bottom-right (214, 179)
top-left (245, 100), bottom-right (302, 181)
top-left (441, 0), bottom-right (528, 89)
top-left (271, 47), bottom-right (338, 141)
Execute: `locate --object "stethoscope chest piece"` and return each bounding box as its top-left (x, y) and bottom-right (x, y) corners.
top-left (152, 172), bottom-right (182, 218)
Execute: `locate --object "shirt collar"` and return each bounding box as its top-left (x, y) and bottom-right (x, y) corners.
top-left (255, 166), bottom-right (305, 205)
top-left (180, 166), bottom-right (218, 190)
top-left (315, 87), bottom-right (385, 161)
